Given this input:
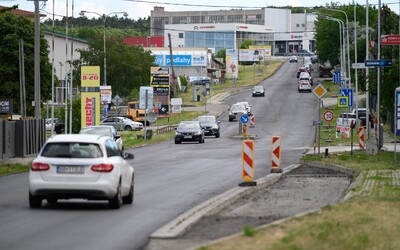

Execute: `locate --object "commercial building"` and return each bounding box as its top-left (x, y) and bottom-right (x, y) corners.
top-left (150, 6), bottom-right (316, 55)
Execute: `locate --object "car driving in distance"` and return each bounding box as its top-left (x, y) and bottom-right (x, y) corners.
top-left (289, 55), bottom-right (298, 63)
top-left (100, 116), bottom-right (143, 131)
top-left (351, 108), bottom-right (374, 128)
top-left (252, 85), bottom-right (265, 97)
top-left (296, 66), bottom-right (308, 78)
top-left (175, 121), bottom-right (205, 144)
top-left (79, 125), bottom-right (124, 153)
top-left (229, 103), bottom-right (248, 122)
top-left (198, 115), bottom-right (221, 138)
top-left (336, 113), bottom-right (362, 127)
top-left (29, 134), bottom-right (135, 209)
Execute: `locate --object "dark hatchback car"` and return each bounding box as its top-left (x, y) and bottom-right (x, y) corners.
top-left (198, 115), bottom-right (221, 138)
top-left (252, 85), bottom-right (265, 97)
top-left (175, 121), bottom-right (205, 144)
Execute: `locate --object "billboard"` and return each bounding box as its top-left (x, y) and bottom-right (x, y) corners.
top-left (153, 54), bottom-right (207, 67)
top-left (239, 49), bottom-right (265, 62)
top-left (226, 49), bottom-right (238, 79)
top-left (249, 45), bottom-right (272, 57)
top-left (81, 66), bottom-right (100, 128)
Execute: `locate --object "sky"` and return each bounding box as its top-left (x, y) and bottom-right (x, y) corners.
top-left (4, 0), bottom-right (400, 21)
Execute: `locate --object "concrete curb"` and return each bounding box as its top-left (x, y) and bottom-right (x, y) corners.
top-left (150, 164), bottom-right (301, 239)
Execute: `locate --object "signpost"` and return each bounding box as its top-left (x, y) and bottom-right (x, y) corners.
top-left (340, 88), bottom-right (353, 107)
top-left (333, 70), bottom-right (341, 83)
top-left (323, 110), bottom-right (334, 142)
top-left (365, 59), bottom-right (393, 67)
top-left (312, 83), bottom-right (327, 155)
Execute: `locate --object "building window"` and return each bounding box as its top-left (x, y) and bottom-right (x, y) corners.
top-left (296, 24), bottom-right (300, 27)
top-left (179, 33), bottom-right (184, 38)
top-left (301, 24), bottom-right (305, 27)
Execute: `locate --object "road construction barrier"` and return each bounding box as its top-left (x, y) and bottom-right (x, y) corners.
top-left (359, 127), bottom-right (365, 150)
top-left (250, 113), bottom-right (255, 128)
top-left (271, 135), bottom-right (282, 173)
top-left (242, 139), bottom-right (254, 182)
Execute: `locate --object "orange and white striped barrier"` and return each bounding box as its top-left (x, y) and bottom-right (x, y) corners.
top-left (359, 127), bottom-right (365, 150)
top-left (271, 135), bottom-right (282, 173)
top-left (241, 139), bottom-right (255, 183)
top-left (250, 113), bottom-right (255, 128)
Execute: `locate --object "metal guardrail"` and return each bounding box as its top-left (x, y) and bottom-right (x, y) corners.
top-left (155, 125), bottom-right (177, 135)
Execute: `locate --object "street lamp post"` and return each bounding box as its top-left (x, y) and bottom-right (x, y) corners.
top-left (322, 8), bottom-right (351, 89)
top-left (79, 10), bottom-right (128, 86)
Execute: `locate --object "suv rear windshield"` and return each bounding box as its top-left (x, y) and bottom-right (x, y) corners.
top-left (41, 142), bottom-right (103, 158)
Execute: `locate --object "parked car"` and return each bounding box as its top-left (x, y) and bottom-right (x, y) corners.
top-left (252, 85), bottom-right (265, 97)
top-left (79, 125), bottom-right (124, 153)
top-left (198, 115), bottom-right (221, 138)
top-left (351, 108), bottom-right (374, 128)
top-left (100, 116), bottom-right (143, 131)
top-left (298, 80), bottom-right (312, 93)
top-left (235, 101), bottom-right (252, 113)
top-left (45, 118), bottom-right (60, 131)
top-left (289, 55), bottom-right (298, 63)
top-left (28, 134), bottom-right (135, 209)
top-left (175, 121), bottom-right (205, 144)
top-left (229, 103), bottom-right (248, 122)
top-left (336, 113), bottom-right (362, 127)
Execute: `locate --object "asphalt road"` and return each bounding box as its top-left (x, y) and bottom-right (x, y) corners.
top-left (0, 59), bottom-right (319, 250)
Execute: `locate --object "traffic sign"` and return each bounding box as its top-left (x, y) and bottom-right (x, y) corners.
top-left (381, 34), bottom-right (400, 45)
top-left (312, 83), bottom-right (327, 99)
top-left (323, 110), bottom-right (334, 122)
top-left (365, 59), bottom-right (393, 67)
top-left (340, 88), bottom-right (353, 107)
top-left (112, 94), bottom-right (123, 106)
top-left (338, 96), bottom-right (349, 108)
top-left (333, 70), bottom-right (341, 83)
top-left (240, 114), bottom-right (249, 124)
top-left (352, 63), bottom-right (366, 69)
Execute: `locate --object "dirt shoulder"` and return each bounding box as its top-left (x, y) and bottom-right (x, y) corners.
top-left (145, 164), bottom-right (352, 250)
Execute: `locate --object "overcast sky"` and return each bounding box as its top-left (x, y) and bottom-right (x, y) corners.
top-left (6, 0), bottom-right (400, 21)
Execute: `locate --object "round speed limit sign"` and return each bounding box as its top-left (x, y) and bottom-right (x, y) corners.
top-left (323, 110), bottom-right (334, 122)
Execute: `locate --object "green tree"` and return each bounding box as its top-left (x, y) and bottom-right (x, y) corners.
top-left (77, 34), bottom-right (156, 99)
top-left (0, 12), bottom-right (52, 116)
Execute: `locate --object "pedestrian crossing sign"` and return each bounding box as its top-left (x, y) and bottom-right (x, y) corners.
top-left (337, 96), bottom-right (348, 107)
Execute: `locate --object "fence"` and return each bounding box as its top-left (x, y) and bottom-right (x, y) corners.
top-left (0, 119), bottom-right (46, 160)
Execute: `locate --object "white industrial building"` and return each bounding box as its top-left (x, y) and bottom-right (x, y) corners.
top-left (151, 7), bottom-right (316, 55)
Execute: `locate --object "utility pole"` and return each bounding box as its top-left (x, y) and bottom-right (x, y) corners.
top-left (168, 33), bottom-right (176, 98)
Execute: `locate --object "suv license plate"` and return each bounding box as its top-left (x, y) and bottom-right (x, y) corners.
top-left (57, 166), bottom-right (85, 174)
top-left (184, 135), bottom-right (192, 139)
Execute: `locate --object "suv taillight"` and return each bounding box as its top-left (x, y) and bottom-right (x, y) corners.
top-left (91, 164), bottom-right (114, 172)
top-left (31, 162), bottom-right (50, 171)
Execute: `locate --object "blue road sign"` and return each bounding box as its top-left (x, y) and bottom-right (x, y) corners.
top-left (340, 88), bottom-right (353, 107)
top-left (338, 96), bottom-right (349, 108)
top-left (240, 114), bottom-right (249, 124)
top-left (365, 59), bottom-right (393, 67)
top-left (333, 70), bottom-right (341, 83)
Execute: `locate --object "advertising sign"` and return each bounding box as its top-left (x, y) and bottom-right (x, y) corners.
top-left (0, 99), bottom-right (12, 114)
top-left (381, 35), bottom-right (400, 45)
top-left (81, 66), bottom-right (100, 128)
top-left (336, 125), bottom-right (350, 138)
top-left (249, 45), bottom-right (272, 57)
top-left (100, 85), bottom-right (112, 104)
top-left (239, 49), bottom-right (265, 62)
top-left (226, 49), bottom-right (238, 79)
